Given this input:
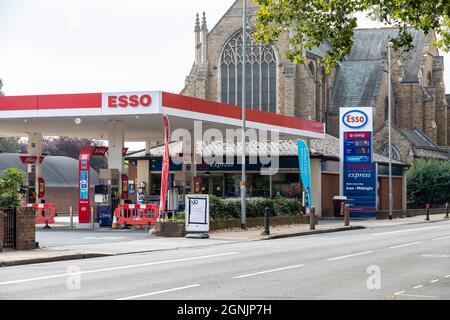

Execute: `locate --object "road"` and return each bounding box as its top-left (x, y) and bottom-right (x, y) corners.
top-left (1, 220), bottom-right (449, 300)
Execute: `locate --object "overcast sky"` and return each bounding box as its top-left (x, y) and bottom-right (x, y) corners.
top-left (1, 0), bottom-right (449, 150)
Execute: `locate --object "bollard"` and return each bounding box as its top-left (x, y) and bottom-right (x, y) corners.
top-left (91, 206), bottom-right (95, 229)
top-left (263, 207), bottom-right (270, 235)
top-left (425, 204), bottom-right (430, 221)
top-left (344, 204), bottom-right (350, 227)
top-left (310, 206), bottom-right (316, 231)
top-left (70, 206), bottom-right (73, 229)
top-left (445, 203), bottom-right (449, 219)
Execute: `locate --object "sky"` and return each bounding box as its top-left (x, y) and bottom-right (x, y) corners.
top-left (1, 0), bottom-right (449, 150)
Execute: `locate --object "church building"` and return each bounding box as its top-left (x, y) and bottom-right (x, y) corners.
top-left (182, 0), bottom-right (450, 164)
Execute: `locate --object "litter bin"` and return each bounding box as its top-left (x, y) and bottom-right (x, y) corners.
top-left (333, 196), bottom-right (348, 218)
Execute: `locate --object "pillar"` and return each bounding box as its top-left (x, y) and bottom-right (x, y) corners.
top-left (310, 158), bottom-right (322, 217)
top-left (27, 132), bottom-right (42, 204)
top-left (108, 121), bottom-right (124, 200)
top-left (137, 160), bottom-right (150, 191)
top-left (402, 170), bottom-right (408, 216)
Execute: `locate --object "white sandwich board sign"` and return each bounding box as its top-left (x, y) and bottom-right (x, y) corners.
top-left (185, 194), bottom-right (209, 234)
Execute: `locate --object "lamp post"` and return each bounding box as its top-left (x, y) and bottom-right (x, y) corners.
top-left (388, 43), bottom-right (393, 220)
top-left (240, 0), bottom-right (248, 229)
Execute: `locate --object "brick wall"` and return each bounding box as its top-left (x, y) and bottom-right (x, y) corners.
top-left (0, 209), bottom-right (3, 252)
top-left (15, 207), bottom-right (36, 250)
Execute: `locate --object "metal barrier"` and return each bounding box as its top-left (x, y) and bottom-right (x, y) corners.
top-left (3, 208), bottom-right (16, 248)
top-left (22, 203), bottom-right (57, 228)
top-left (114, 204), bottom-right (159, 226)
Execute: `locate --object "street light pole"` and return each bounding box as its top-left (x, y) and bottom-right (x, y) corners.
top-left (240, 0), bottom-right (248, 229)
top-left (388, 43), bottom-right (393, 220)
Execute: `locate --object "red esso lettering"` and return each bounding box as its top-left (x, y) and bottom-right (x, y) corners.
top-left (346, 115), bottom-right (365, 123)
top-left (108, 94), bottom-right (152, 108)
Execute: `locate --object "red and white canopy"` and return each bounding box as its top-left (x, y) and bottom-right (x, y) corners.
top-left (0, 91), bottom-right (325, 141)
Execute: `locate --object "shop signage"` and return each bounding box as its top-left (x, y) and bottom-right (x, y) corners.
top-left (102, 92), bottom-right (159, 115)
top-left (107, 94), bottom-right (152, 108)
top-left (340, 107), bottom-right (377, 218)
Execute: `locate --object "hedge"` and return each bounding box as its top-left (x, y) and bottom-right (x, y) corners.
top-left (407, 159), bottom-right (450, 207)
top-left (209, 195), bottom-right (300, 220)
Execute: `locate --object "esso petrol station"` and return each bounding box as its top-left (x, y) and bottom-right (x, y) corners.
top-left (0, 91), bottom-right (325, 228)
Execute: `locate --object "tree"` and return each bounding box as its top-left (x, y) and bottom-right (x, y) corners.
top-left (0, 137), bottom-right (20, 153)
top-left (407, 159), bottom-right (450, 207)
top-left (254, 0), bottom-right (450, 72)
top-left (0, 168), bottom-right (26, 208)
top-left (20, 137), bottom-right (108, 172)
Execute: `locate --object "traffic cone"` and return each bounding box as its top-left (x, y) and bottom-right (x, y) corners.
top-left (112, 215), bottom-right (118, 229)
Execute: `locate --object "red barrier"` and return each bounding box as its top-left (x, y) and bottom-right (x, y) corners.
top-left (114, 204), bottom-right (159, 226)
top-left (22, 203), bottom-right (57, 225)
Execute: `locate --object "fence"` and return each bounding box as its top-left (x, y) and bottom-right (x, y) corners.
top-left (21, 203), bottom-right (57, 226)
top-left (114, 204), bottom-right (159, 226)
top-left (3, 208), bottom-right (16, 248)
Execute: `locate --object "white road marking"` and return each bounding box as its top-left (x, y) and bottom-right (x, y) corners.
top-left (397, 293), bottom-right (439, 299)
top-left (371, 226), bottom-right (440, 236)
top-left (430, 279), bottom-right (439, 283)
top-left (233, 264), bottom-right (304, 279)
top-left (421, 254), bottom-right (450, 258)
top-left (83, 236), bottom-right (127, 240)
top-left (389, 241), bottom-right (422, 249)
top-left (413, 285), bottom-right (423, 289)
top-left (116, 284), bottom-right (200, 300)
top-left (0, 252), bottom-right (239, 286)
top-left (446, 275), bottom-right (450, 278)
top-left (394, 291), bottom-right (405, 295)
top-left (432, 235), bottom-right (450, 241)
top-left (327, 251), bottom-right (374, 261)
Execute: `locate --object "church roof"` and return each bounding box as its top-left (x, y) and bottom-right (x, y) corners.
top-left (330, 28), bottom-right (428, 114)
top-left (0, 153), bottom-right (99, 187)
top-left (399, 128), bottom-right (441, 150)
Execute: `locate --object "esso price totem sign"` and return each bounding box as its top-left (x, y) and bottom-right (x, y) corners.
top-left (339, 107), bottom-right (377, 218)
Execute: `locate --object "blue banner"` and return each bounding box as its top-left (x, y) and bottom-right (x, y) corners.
top-left (297, 140), bottom-right (312, 208)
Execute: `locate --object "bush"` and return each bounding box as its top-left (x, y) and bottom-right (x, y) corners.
top-left (0, 168), bottom-right (26, 208)
top-left (273, 197), bottom-right (300, 216)
top-left (407, 159), bottom-right (450, 206)
top-left (209, 196), bottom-right (300, 220)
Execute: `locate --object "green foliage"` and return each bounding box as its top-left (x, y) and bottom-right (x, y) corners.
top-left (172, 210), bottom-right (186, 222)
top-left (407, 159), bottom-right (450, 206)
top-left (254, 0), bottom-right (450, 72)
top-left (209, 196), bottom-right (300, 221)
top-left (0, 137), bottom-right (20, 153)
top-left (0, 168), bottom-right (26, 208)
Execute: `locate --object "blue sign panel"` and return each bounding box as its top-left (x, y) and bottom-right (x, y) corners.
top-left (343, 132), bottom-right (377, 217)
top-left (79, 170), bottom-right (89, 200)
top-left (297, 140), bottom-right (312, 208)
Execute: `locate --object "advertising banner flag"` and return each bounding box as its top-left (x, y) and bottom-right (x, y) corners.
top-left (296, 139), bottom-right (312, 208)
top-left (159, 115), bottom-right (170, 212)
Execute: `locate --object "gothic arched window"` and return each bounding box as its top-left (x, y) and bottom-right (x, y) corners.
top-left (220, 30), bottom-right (277, 113)
top-left (427, 71), bottom-right (433, 87)
top-left (378, 144), bottom-right (401, 161)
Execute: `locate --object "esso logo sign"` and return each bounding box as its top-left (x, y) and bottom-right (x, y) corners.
top-left (342, 110), bottom-right (368, 129)
top-left (108, 94), bottom-right (152, 108)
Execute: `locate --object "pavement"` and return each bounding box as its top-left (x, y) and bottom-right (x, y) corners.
top-left (0, 214), bottom-right (447, 267)
top-left (1, 217), bottom-right (449, 300)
